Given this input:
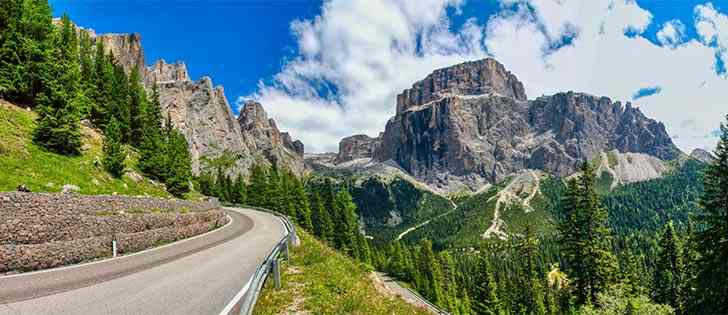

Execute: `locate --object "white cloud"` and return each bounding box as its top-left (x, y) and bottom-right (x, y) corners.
top-left (657, 19), bottom-right (686, 48)
top-left (248, 0), bottom-right (728, 153)
top-left (696, 3), bottom-right (728, 74)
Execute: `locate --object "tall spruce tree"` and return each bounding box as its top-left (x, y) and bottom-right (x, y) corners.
top-left (417, 239), bottom-right (445, 307)
top-left (247, 163), bottom-right (269, 207)
top-left (559, 162), bottom-right (617, 305)
top-left (310, 192), bottom-right (334, 243)
top-left (137, 87), bottom-right (167, 181)
top-left (0, 0), bottom-right (54, 104)
top-left (694, 114), bottom-right (728, 313)
top-left (292, 177), bottom-right (313, 231)
top-left (102, 116), bottom-right (125, 177)
top-left (332, 190), bottom-right (361, 256)
top-left (653, 221), bottom-right (684, 314)
top-left (164, 128), bottom-right (192, 197)
top-left (521, 225), bottom-right (547, 315)
top-left (127, 67), bottom-right (146, 146)
top-left (32, 13), bottom-right (82, 155)
top-left (472, 253), bottom-right (503, 315)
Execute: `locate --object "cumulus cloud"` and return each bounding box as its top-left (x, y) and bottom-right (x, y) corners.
top-left (696, 3), bottom-right (728, 74)
top-left (657, 19), bottom-right (686, 48)
top-left (247, 0), bottom-right (728, 153)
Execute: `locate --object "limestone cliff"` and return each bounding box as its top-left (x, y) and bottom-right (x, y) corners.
top-left (334, 58), bottom-right (682, 192)
top-left (90, 32), bottom-right (305, 176)
top-left (238, 101), bottom-right (305, 175)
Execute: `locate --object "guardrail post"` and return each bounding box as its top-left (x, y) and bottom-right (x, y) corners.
top-left (112, 239), bottom-right (117, 258)
top-left (282, 241), bottom-right (289, 261)
top-left (271, 259), bottom-right (281, 289)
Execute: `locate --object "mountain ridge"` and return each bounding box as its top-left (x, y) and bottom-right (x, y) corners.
top-left (322, 58), bottom-right (684, 192)
top-left (81, 29), bottom-right (306, 176)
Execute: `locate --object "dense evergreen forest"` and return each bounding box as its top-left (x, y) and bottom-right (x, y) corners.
top-left (0, 0), bottom-right (192, 196)
top-left (194, 121), bottom-right (728, 315)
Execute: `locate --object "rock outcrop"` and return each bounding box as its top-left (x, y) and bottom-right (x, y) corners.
top-left (690, 148), bottom-right (715, 163)
top-left (96, 33), bottom-right (146, 76)
top-left (151, 61), bottom-right (256, 174)
top-left (335, 134), bottom-right (382, 164)
top-left (363, 58), bottom-right (681, 191)
top-left (238, 101), bottom-right (305, 174)
top-left (89, 31), bottom-right (306, 176)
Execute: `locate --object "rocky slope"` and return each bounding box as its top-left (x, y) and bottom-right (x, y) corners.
top-left (336, 134), bottom-right (382, 164)
top-left (690, 148), bottom-right (715, 163)
top-left (327, 58), bottom-right (681, 192)
top-left (87, 30), bottom-right (305, 176)
top-left (238, 101), bottom-right (305, 174)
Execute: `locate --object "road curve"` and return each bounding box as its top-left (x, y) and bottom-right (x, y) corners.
top-left (0, 207), bottom-right (286, 315)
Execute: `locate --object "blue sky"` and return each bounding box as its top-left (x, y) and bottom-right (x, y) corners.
top-left (50, 0), bottom-right (323, 109)
top-left (51, 1), bottom-right (728, 152)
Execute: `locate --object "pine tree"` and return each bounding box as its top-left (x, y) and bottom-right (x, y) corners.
top-left (247, 163), bottom-right (268, 207)
top-left (418, 239), bottom-right (445, 306)
top-left (232, 175), bottom-right (247, 204)
top-left (681, 216), bottom-right (698, 310)
top-left (91, 39), bottom-right (114, 127)
top-left (521, 225), bottom-right (546, 315)
top-left (109, 60), bottom-right (130, 141)
top-left (310, 192), bottom-right (334, 243)
top-left (0, 0), bottom-right (54, 104)
top-left (472, 253), bottom-right (503, 315)
top-left (102, 116), bottom-right (125, 177)
top-left (264, 162), bottom-right (282, 211)
top-left (559, 162), bottom-right (617, 305)
top-left (694, 114), bottom-right (728, 313)
top-left (333, 190), bottom-right (361, 256)
top-left (164, 128), bottom-right (191, 197)
top-left (127, 67), bottom-right (146, 146)
top-left (292, 177), bottom-right (313, 231)
top-left (653, 221), bottom-right (684, 313)
top-left (32, 13), bottom-right (82, 155)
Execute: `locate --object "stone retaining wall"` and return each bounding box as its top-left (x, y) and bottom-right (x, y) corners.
top-left (0, 192), bottom-right (227, 273)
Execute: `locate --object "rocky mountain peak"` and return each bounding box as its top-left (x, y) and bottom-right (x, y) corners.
top-left (145, 60), bottom-right (189, 86)
top-left (336, 134), bottom-right (382, 164)
top-left (396, 58), bottom-right (527, 114)
top-left (690, 148), bottom-right (715, 163)
top-left (95, 33), bottom-right (145, 76)
top-left (345, 58), bottom-right (682, 192)
top-left (238, 101), bottom-right (305, 173)
top-left (91, 30), bottom-right (306, 176)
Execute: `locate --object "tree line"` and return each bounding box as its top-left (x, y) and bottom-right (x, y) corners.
top-left (196, 159), bottom-right (372, 263)
top-left (0, 1), bottom-right (192, 196)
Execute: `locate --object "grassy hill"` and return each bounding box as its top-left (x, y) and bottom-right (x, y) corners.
top-left (0, 100), bottom-right (170, 197)
top-left (253, 229), bottom-right (428, 315)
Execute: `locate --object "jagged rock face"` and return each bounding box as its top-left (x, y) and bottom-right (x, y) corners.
top-left (373, 59), bottom-right (681, 191)
top-left (238, 101), bottom-right (305, 174)
top-left (396, 58), bottom-right (526, 114)
top-left (145, 60), bottom-right (189, 86)
top-left (96, 33), bottom-right (146, 76)
top-left (281, 132), bottom-right (305, 157)
top-left (153, 66), bottom-right (255, 175)
top-left (336, 134), bottom-right (382, 164)
top-left (690, 148), bottom-right (715, 163)
top-left (95, 32), bottom-right (307, 176)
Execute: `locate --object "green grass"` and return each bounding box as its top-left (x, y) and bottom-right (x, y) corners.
top-left (0, 101), bottom-right (170, 197)
top-left (253, 229), bottom-right (428, 315)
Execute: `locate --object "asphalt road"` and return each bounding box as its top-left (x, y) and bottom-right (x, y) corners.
top-left (376, 273), bottom-right (444, 315)
top-left (0, 207), bottom-right (286, 315)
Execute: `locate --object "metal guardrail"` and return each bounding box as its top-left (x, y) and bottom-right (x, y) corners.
top-left (403, 286), bottom-right (450, 315)
top-left (223, 204), bottom-right (298, 315)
